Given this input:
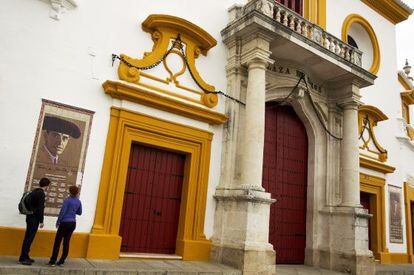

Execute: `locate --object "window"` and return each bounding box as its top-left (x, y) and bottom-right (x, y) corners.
top-left (347, 35), bottom-right (359, 49)
top-left (276, 0), bottom-right (303, 15)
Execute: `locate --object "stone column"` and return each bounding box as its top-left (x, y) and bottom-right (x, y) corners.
top-left (240, 58), bottom-right (268, 191)
top-left (211, 34), bottom-right (276, 275)
top-left (341, 101), bottom-right (360, 207)
top-left (319, 87), bottom-right (374, 275)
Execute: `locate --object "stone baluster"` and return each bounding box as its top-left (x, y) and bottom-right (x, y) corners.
top-left (275, 8), bottom-right (281, 22)
top-left (296, 20), bottom-right (302, 34)
top-left (282, 11), bottom-right (288, 26)
top-left (329, 39), bottom-right (336, 52)
top-left (340, 46), bottom-right (345, 58)
top-left (302, 23), bottom-right (308, 38)
top-left (324, 35), bottom-right (330, 49)
top-left (289, 14), bottom-right (295, 30)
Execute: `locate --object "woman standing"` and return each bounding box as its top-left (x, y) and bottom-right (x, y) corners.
top-left (48, 186), bottom-right (82, 266)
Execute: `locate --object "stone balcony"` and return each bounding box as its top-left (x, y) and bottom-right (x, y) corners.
top-left (222, 0), bottom-right (376, 88)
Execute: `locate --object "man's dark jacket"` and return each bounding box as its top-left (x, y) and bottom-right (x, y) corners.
top-left (25, 188), bottom-right (45, 223)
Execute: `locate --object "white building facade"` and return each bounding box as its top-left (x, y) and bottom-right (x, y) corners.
top-left (0, 0), bottom-right (413, 274)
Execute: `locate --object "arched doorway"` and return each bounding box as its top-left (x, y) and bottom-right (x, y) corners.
top-left (263, 103), bottom-right (308, 264)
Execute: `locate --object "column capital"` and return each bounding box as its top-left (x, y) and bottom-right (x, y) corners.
top-left (241, 48), bottom-right (274, 68)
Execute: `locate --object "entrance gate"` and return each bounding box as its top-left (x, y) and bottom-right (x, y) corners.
top-left (263, 104), bottom-right (308, 264)
top-left (119, 143), bottom-right (185, 254)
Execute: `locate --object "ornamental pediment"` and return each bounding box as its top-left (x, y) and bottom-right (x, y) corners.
top-left (113, 14), bottom-right (220, 109)
top-left (358, 105), bottom-right (388, 162)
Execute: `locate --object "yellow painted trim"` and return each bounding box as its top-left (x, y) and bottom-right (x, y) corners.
top-left (303, 0), bottom-right (326, 29)
top-left (102, 80), bottom-right (228, 125)
top-left (118, 14), bottom-right (219, 108)
top-left (342, 14), bottom-right (381, 75)
top-left (401, 90), bottom-right (414, 106)
top-left (360, 173), bottom-right (389, 262)
top-left (358, 105), bottom-right (389, 162)
top-left (359, 156), bottom-right (395, 174)
top-left (88, 107), bottom-right (214, 260)
top-left (361, 0), bottom-right (412, 25)
top-left (316, 0), bottom-right (326, 29)
top-left (404, 182), bottom-right (414, 263)
top-left (399, 74), bottom-right (412, 90)
top-left (0, 226), bottom-right (89, 258)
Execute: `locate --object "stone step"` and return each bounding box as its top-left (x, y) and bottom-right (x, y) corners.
top-left (0, 257), bottom-right (241, 275)
top-left (276, 265), bottom-right (347, 275)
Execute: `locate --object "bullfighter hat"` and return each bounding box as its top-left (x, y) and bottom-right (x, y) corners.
top-left (42, 116), bottom-right (81, 139)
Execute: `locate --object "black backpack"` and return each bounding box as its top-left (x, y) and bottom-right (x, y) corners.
top-left (18, 191), bottom-right (33, 215)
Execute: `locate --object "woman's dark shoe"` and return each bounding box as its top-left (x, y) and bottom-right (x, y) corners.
top-left (28, 258), bottom-right (35, 263)
top-left (47, 261), bottom-right (56, 267)
top-left (19, 259), bottom-right (32, 265)
top-left (56, 260), bottom-right (65, 267)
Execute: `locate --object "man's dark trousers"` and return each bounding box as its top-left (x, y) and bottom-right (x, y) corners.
top-left (19, 215), bottom-right (40, 261)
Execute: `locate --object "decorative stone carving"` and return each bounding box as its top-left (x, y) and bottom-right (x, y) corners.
top-left (40, 0), bottom-right (78, 20)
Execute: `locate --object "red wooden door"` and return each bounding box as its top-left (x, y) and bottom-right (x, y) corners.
top-left (263, 104), bottom-right (308, 264)
top-left (360, 192), bottom-right (371, 250)
top-left (119, 143), bottom-right (185, 254)
top-left (276, 0), bottom-right (303, 15)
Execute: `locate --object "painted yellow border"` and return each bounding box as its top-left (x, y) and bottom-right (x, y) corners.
top-left (303, 0), bottom-right (326, 29)
top-left (404, 182), bottom-right (414, 263)
top-left (0, 226), bottom-right (89, 258)
top-left (342, 14), bottom-right (381, 75)
top-left (102, 80), bottom-right (228, 125)
top-left (87, 107), bottom-right (213, 261)
top-left (359, 157), bottom-right (395, 174)
top-left (399, 74), bottom-right (412, 90)
top-left (361, 0), bottom-right (412, 25)
top-left (360, 173), bottom-right (389, 262)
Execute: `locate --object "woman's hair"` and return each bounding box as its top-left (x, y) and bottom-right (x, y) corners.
top-left (69, 186), bottom-right (80, 197)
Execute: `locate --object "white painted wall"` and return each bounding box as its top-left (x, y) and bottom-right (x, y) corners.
top-left (327, 0), bottom-right (412, 254)
top-left (1, 0), bottom-right (412, 256)
top-left (0, 0), bottom-right (245, 237)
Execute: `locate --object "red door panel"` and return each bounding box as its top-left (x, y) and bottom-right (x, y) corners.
top-left (263, 104), bottom-right (308, 264)
top-left (119, 143), bottom-right (185, 254)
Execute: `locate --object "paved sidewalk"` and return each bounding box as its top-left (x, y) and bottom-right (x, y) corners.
top-left (376, 262), bottom-right (414, 275)
top-left (0, 256), bottom-right (241, 275)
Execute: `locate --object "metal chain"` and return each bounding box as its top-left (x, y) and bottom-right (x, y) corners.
top-left (302, 78), bottom-right (343, 140)
top-left (112, 34), bottom-right (246, 106)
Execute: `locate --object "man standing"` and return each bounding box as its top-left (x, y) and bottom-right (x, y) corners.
top-left (19, 178), bottom-right (51, 265)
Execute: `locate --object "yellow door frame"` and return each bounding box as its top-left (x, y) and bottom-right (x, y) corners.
top-left (86, 107), bottom-right (213, 260)
top-left (360, 173), bottom-right (389, 262)
top-left (404, 182), bottom-right (414, 263)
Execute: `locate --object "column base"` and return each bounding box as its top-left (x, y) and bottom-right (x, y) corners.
top-left (212, 188), bottom-right (276, 274)
top-left (211, 245), bottom-right (276, 275)
top-left (315, 206), bottom-right (375, 274)
top-left (313, 249), bottom-right (375, 275)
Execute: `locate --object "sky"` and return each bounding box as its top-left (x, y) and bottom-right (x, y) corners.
top-left (396, 0), bottom-right (414, 69)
